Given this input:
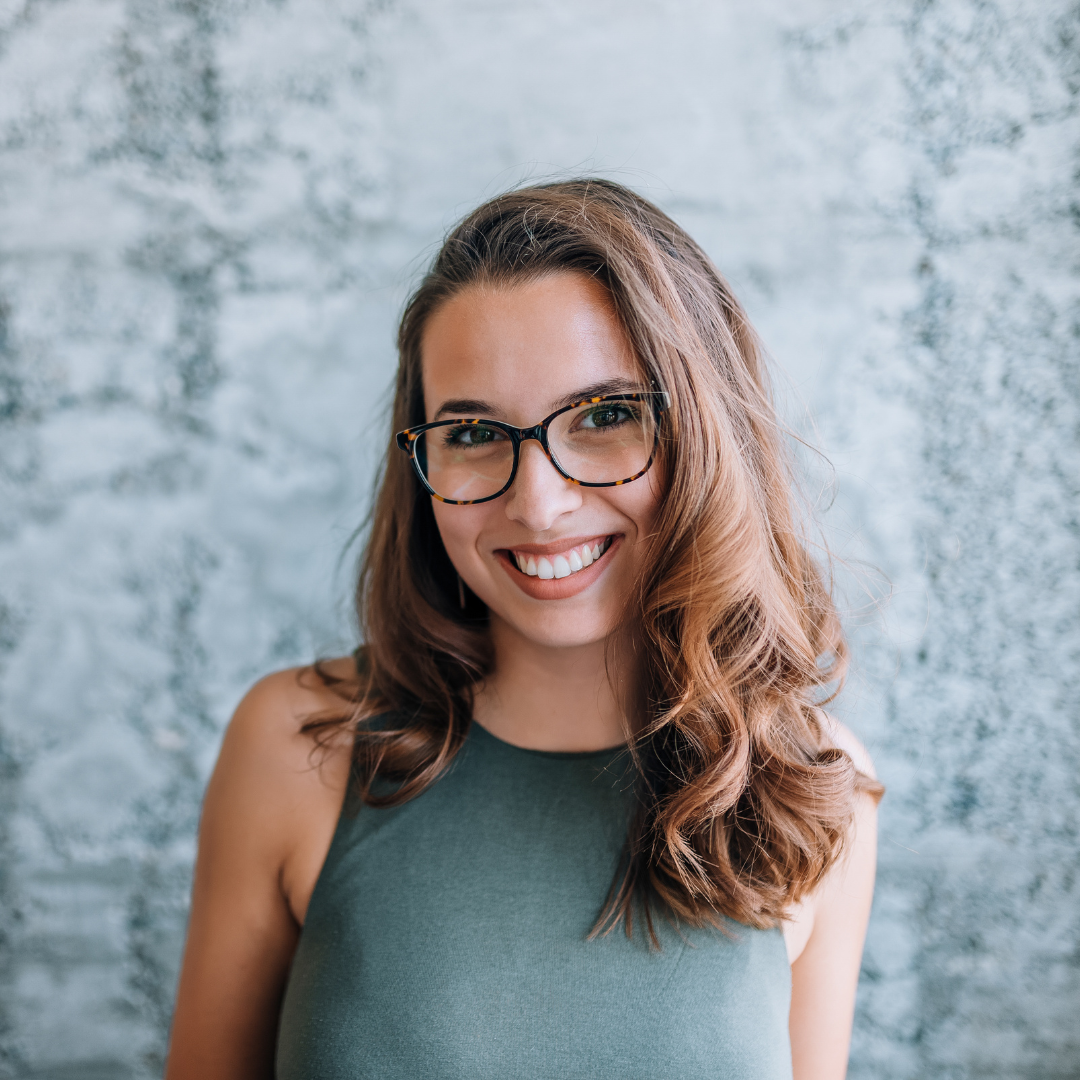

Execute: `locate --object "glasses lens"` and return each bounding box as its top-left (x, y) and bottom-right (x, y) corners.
top-left (548, 399), bottom-right (657, 484)
top-left (415, 423), bottom-right (514, 502)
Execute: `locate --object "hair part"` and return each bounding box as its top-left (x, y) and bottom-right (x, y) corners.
top-left (305, 178), bottom-right (882, 943)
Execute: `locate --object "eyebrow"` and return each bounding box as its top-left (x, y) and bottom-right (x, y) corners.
top-left (433, 377), bottom-right (646, 420)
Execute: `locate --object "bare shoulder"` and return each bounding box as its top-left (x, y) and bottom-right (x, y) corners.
top-left (221, 657), bottom-right (358, 774)
top-left (821, 714), bottom-right (878, 781)
top-left (784, 716), bottom-right (879, 966)
top-left (816, 713), bottom-right (879, 902)
top-left (213, 654), bottom-right (358, 811)
top-left (201, 657), bottom-right (358, 919)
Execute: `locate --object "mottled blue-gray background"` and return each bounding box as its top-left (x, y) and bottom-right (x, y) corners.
top-left (0, 0), bottom-right (1077, 1076)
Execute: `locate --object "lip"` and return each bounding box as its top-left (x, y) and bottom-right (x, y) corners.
top-left (495, 534), bottom-right (621, 600)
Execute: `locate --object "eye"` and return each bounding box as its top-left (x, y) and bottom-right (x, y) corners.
top-left (580, 404), bottom-right (635, 428)
top-left (443, 423), bottom-right (505, 447)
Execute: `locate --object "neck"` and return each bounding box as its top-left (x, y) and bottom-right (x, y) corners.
top-left (471, 615), bottom-right (627, 752)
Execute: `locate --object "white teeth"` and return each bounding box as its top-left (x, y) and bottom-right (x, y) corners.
top-left (512, 539), bottom-right (610, 580)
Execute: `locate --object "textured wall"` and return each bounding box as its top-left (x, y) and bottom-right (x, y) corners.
top-left (0, 1), bottom-right (1077, 1077)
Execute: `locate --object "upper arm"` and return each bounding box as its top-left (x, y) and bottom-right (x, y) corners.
top-left (788, 721), bottom-right (879, 1080)
top-left (166, 668), bottom-right (351, 1080)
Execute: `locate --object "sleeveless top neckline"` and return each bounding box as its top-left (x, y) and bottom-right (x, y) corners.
top-left (470, 717), bottom-right (630, 760)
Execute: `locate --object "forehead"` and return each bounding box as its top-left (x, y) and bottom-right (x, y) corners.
top-left (419, 272), bottom-right (640, 422)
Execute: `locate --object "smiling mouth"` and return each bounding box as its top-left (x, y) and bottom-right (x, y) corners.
top-left (507, 537), bottom-right (614, 580)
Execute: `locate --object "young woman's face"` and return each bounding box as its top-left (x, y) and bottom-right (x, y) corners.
top-left (421, 272), bottom-right (664, 650)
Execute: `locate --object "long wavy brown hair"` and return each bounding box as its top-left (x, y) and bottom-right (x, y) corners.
top-left (306, 178), bottom-right (881, 941)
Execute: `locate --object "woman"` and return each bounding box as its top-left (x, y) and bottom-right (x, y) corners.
top-left (167, 179), bottom-right (881, 1079)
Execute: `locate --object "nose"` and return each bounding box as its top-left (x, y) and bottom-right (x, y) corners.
top-left (503, 438), bottom-right (581, 531)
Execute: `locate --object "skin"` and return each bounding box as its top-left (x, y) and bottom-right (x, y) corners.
top-left (167, 272), bottom-right (878, 1080)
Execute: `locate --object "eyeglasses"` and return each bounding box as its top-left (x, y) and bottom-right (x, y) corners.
top-left (395, 391), bottom-right (669, 505)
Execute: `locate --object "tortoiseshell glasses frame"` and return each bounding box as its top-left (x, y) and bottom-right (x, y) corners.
top-left (394, 391), bottom-right (670, 505)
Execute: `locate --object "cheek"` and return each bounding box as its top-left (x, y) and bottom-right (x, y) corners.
top-left (611, 470), bottom-right (664, 539)
top-left (431, 501), bottom-right (486, 571)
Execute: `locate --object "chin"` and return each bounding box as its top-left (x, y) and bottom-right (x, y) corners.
top-left (490, 604), bottom-right (615, 651)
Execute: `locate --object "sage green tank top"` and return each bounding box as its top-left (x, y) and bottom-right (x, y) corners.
top-left (276, 721), bottom-right (792, 1079)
